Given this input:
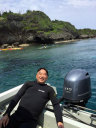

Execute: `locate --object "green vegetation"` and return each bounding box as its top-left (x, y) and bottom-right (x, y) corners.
top-left (0, 10), bottom-right (52, 32)
top-left (0, 10), bottom-right (96, 44)
top-left (52, 20), bottom-right (77, 33)
top-left (44, 20), bottom-right (79, 38)
top-left (78, 29), bottom-right (96, 36)
top-left (22, 10), bottom-right (52, 32)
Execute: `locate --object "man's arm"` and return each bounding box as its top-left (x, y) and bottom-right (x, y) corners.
top-left (3, 82), bottom-right (29, 116)
top-left (0, 81), bottom-right (29, 128)
top-left (49, 87), bottom-right (64, 128)
top-left (0, 82), bottom-right (32, 128)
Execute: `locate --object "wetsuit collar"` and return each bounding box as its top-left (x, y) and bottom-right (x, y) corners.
top-left (35, 80), bottom-right (46, 86)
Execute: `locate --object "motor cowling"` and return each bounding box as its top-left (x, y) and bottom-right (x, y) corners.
top-left (63, 69), bottom-right (91, 106)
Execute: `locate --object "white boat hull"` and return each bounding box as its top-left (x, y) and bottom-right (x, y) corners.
top-left (0, 84), bottom-right (96, 128)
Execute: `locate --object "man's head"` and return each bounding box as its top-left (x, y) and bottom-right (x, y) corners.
top-left (36, 68), bottom-right (48, 84)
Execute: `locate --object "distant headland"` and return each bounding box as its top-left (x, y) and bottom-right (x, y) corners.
top-left (0, 10), bottom-right (96, 49)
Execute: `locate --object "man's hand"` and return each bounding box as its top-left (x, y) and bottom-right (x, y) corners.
top-left (0, 114), bottom-right (9, 128)
top-left (58, 122), bottom-right (64, 128)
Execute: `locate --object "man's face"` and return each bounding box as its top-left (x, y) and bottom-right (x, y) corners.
top-left (36, 69), bottom-right (48, 84)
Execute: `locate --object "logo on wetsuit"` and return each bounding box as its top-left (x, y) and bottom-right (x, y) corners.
top-left (38, 89), bottom-right (45, 93)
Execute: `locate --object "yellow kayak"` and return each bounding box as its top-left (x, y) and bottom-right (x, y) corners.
top-left (0, 48), bottom-right (23, 51)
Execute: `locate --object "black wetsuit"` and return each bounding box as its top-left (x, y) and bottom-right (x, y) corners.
top-left (3, 81), bottom-right (63, 128)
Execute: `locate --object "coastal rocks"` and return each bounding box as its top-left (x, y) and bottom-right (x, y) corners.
top-left (0, 43), bottom-right (29, 49)
top-left (0, 11), bottom-right (96, 45)
top-left (26, 33), bottom-right (34, 43)
top-left (0, 33), bottom-right (17, 44)
top-left (13, 42), bottom-right (20, 47)
top-left (0, 42), bottom-right (20, 49)
top-left (19, 44), bottom-right (30, 47)
top-left (79, 34), bottom-right (90, 39)
top-left (34, 33), bottom-right (53, 43)
top-left (1, 44), bottom-right (9, 48)
top-left (34, 31), bottom-right (78, 43)
top-left (79, 34), bottom-right (96, 39)
top-left (49, 32), bottom-right (77, 40)
top-left (0, 31), bottom-right (77, 45)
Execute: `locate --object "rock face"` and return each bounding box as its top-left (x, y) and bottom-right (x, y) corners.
top-left (49, 32), bottom-right (77, 40)
top-left (79, 34), bottom-right (96, 39)
top-left (78, 29), bottom-right (96, 39)
top-left (26, 33), bottom-right (34, 42)
top-left (34, 32), bottom-right (78, 44)
top-left (0, 11), bottom-right (96, 46)
top-left (0, 33), bottom-right (16, 44)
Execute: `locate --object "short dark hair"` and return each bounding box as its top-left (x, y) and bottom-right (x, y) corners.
top-left (37, 68), bottom-right (48, 76)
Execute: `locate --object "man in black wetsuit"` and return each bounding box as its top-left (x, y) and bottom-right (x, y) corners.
top-left (0, 68), bottom-right (64, 128)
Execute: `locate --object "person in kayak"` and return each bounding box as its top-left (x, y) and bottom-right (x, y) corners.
top-left (0, 68), bottom-right (64, 128)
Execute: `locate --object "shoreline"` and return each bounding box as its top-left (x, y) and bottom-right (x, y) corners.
top-left (54, 39), bottom-right (80, 44)
top-left (0, 43), bottom-right (30, 49)
top-left (0, 37), bottom-right (96, 49)
top-left (54, 37), bottom-right (96, 44)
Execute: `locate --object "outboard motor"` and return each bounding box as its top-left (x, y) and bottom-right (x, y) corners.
top-left (62, 69), bottom-right (91, 106)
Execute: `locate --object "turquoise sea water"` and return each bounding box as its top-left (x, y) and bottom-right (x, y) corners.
top-left (0, 38), bottom-right (96, 110)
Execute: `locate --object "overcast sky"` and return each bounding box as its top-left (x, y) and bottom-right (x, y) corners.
top-left (0, 0), bottom-right (96, 29)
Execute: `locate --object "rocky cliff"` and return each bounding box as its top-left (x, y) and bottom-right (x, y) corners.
top-left (0, 10), bottom-right (96, 47)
